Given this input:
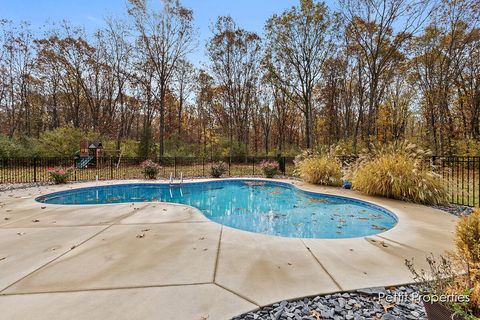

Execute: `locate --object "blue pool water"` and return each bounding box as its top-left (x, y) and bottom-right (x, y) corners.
top-left (36, 180), bottom-right (397, 239)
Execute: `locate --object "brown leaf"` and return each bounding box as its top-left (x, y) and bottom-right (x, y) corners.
top-left (382, 303), bottom-right (394, 312)
top-left (309, 310), bottom-right (322, 320)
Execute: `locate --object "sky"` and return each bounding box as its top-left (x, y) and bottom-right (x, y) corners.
top-left (0, 0), bottom-right (327, 66)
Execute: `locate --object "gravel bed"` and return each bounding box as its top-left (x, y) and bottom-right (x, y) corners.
top-left (431, 204), bottom-right (473, 216)
top-left (233, 285), bottom-right (426, 320)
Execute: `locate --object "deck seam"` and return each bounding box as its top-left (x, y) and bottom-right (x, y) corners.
top-left (0, 224), bottom-right (114, 294)
top-left (212, 225), bottom-right (223, 282)
top-left (300, 239), bottom-right (343, 291)
top-left (213, 283), bottom-right (260, 307)
top-left (0, 282), bottom-right (213, 296)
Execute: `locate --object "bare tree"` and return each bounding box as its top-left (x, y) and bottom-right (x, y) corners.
top-left (128, 0), bottom-right (196, 156)
top-left (265, 0), bottom-right (339, 148)
top-left (341, 0), bottom-right (432, 146)
top-left (207, 16), bottom-right (262, 155)
top-left (172, 58), bottom-right (196, 142)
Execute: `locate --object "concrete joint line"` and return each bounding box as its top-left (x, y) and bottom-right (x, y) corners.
top-left (213, 282), bottom-right (260, 307)
top-left (0, 224), bottom-right (114, 294)
top-left (212, 226), bottom-right (223, 282)
top-left (375, 235), bottom-right (420, 251)
top-left (0, 282), bottom-right (213, 297)
top-left (300, 239), bottom-right (343, 291)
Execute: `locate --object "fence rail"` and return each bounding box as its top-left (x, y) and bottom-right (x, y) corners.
top-left (1, 155), bottom-right (479, 207)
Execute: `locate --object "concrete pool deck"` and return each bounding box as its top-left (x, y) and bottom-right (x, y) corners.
top-left (0, 179), bottom-right (458, 319)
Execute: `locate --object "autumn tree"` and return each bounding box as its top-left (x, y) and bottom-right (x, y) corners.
top-left (341, 0), bottom-right (431, 147)
top-left (207, 16), bottom-right (262, 155)
top-left (410, 0), bottom-right (480, 154)
top-left (128, 0), bottom-right (196, 156)
top-left (265, 0), bottom-right (339, 148)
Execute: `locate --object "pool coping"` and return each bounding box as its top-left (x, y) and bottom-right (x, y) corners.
top-left (0, 178), bottom-right (458, 319)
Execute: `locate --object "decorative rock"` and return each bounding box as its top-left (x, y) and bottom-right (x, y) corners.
top-left (232, 285), bottom-right (426, 320)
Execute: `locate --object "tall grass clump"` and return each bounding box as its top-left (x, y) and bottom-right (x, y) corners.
top-left (406, 210), bottom-right (480, 319)
top-left (294, 148), bottom-right (343, 186)
top-left (350, 141), bottom-right (448, 205)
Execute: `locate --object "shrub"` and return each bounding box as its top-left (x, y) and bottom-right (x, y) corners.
top-left (48, 167), bottom-right (73, 184)
top-left (350, 142), bottom-right (448, 205)
top-left (210, 161), bottom-right (228, 178)
top-left (260, 160), bottom-right (279, 178)
top-left (406, 210), bottom-right (480, 319)
top-left (295, 152), bottom-right (343, 186)
top-left (141, 160), bottom-right (161, 179)
top-left (455, 210), bottom-right (480, 313)
top-left (138, 126), bottom-right (157, 159)
top-left (37, 126), bottom-right (83, 157)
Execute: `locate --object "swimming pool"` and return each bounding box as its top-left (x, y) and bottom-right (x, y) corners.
top-left (36, 180), bottom-right (397, 239)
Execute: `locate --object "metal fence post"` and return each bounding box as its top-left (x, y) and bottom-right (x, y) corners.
top-left (202, 157), bottom-right (205, 177)
top-left (228, 156), bottom-right (231, 176)
top-left (110, 156), bottom-right (114, 180)
top-left (174, 157), bottom-right (177, 178)
top-left (73, 158), bottom-right (77, 181)
top-left (33, 157), bottom-right (37, 183)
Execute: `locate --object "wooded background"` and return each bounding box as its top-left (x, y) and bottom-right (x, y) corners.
top-left (0, 0), bottom-right (479, 158)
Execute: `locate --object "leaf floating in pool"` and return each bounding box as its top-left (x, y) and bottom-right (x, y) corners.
top-left (267, 213), bottom-right (287, 219)
top-left (242, 181), bottom-right (265, 186)
top-left (269, 191), bottom-right (280, 195)
top-left (372, 225), bottom-right (388, 231)
top-left (306, 198), bottom-right (328, 204)
top-left (358, 217), bottom-right (370, 220)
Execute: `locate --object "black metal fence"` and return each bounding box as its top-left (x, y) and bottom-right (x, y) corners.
top-left (1, 155), bottom-right (480, 207)
top-left (0, 156), bottom-right (296, 184)
top-left (431, 156), bottom-right (480, 207)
